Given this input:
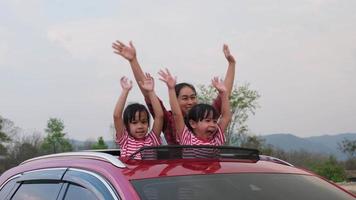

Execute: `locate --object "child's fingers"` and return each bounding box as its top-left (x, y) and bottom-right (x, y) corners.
top-left (158, 77), bottom-right (167, 83)
top-left (158, 70), bottom-right (167, 79)
top-left (129, 41), bottom-right (134, 48)
top-left (145, 72), bottom-right (152, 79)
top-left (165, 68), bottom-right (171, 76)
top-left (116, 40), bottom-right (126, 47)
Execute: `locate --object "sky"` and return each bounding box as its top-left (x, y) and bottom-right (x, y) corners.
top-left (1, 0), bottom-right (355, 141)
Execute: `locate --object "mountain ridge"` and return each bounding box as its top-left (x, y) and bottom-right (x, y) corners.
top-left (261, 132), bottom-right (356, 160)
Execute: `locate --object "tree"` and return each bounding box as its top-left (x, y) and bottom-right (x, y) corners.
top-left (5, 132), bottom-right (43, 170)
top-left (41, 118), bottom-right (72, 154)
top-left (91, 137), bottom-right (108, 149)
top-left (197, 84), bottom-right (260, 145)
top-left (0, 116), bottom-right (12, 156)
top-left (338, 139), bottom-right (356, 159)
top-left (311, 156), bottom-right (346, 182)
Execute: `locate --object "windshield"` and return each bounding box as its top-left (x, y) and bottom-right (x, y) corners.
top-left (131, 173), bottom-right (354, 200)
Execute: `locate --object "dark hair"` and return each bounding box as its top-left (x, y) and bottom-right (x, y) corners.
top-left (123, 103), bottom-right (150, 130)
top-left (185, 103), bottom-right (219, 132)
top-left (175, 82), bottom-right (196, 97)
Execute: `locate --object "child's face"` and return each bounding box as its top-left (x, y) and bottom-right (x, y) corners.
top-left (177, 86), bottom-right (197, 115)
top-left (128, 111), bottom-right (149, 139)
top-left (189, 112), bottom-right (218, 140)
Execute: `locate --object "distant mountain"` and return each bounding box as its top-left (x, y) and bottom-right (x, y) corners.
top-left (261, 133), bottom-right (356, 160)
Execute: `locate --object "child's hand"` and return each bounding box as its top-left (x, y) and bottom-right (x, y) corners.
top-left (139, 73), bottom-right (155, 92)
top-left (212, 77), bottom-right (226, 93)
top-left (158, 68), bottom-right (176, 89)
top-left (120, 76), bottom-right (133, 91)
top-left (223, 44), bottom-right (236, 64)
top-left (112, 40), bottom-right (136, 61)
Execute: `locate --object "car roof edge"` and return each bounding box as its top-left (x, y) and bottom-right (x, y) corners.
top-left (20, 152), bottom-right (126, 168)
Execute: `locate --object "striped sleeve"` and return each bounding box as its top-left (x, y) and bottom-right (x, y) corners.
top-left (179, 126), bottom-right (192, 145)
top-left (116, 129), bottom-right (128, 146)
top-left (216, 125), bottom-right (226, 144)
top-left (148, 131), bottom-right (162, 145)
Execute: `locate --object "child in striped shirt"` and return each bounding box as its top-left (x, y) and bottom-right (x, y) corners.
top-left (113, 74), bottom-right (164, 160)
top-left (159, 69), bottom-right (232, 147)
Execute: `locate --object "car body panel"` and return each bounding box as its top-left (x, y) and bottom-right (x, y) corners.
top-left (121, 159), bottom-right (310, 180)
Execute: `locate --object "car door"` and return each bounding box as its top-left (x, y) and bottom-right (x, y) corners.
top-left (3, 168), bottom-right (66, 200)
top-left (1, 168), bottom-right (120, 200)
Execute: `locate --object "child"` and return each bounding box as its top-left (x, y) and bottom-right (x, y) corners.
top-left (113, 74), bottom-right (164, 160)
top-left (112, 40), bottom-right (236, 145)
top-left (159, 68), bottom-right (232, 146)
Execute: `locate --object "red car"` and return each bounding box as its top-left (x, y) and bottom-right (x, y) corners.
top-left (0, 145), bottom-right (355, 200)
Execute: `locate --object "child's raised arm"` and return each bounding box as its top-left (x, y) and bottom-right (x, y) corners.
top-left (139, 73), bottom-right (164, 138)
top-left (158, 69), bottom-right (185, 139)
top-left (113, 76), bottom-right (132, 141)
top-left (223, 44), bottom-right (236, 95)
top-left (212, 77), bottom-right (232, 132)
top-left (112, 40), bottom-right (151, 99)
top-left (211, 44), bottom-right (236, 114)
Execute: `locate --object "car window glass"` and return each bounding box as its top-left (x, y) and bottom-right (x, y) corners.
top-left (64, 184), bottom-right (98, 200)
top-left (11, 182), bottom-right (63, 200)
top-left (0, 177), bottom-right (18, 199)
top-left (132, 173), bottom-right (355, 200)
top-left (63, 169), bottom-right (118, 200)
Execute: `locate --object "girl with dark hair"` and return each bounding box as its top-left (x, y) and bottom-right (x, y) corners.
top-left (112, 40), bottom-right (236, 145)
top-left (113, 74), bottom-right (163, 159)
top-left (159, 69), bottom-right (232, 146)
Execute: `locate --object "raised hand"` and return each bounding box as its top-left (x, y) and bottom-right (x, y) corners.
top-left (139, 73), bottom-right (155, 92)
top-left (211, 76), bottom-right (227, 93)
top-left (120, 76), bottom-right (133, 91)
top-left (223, 44), bottom-right (236, 64)
top-left (158, 68), bottom-right (176, 89)
top-left (112, 40), bottom-right (136, 61)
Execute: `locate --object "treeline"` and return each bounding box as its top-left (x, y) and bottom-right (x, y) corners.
top-left (239, 135), bottom-right (356, 182)
top-left (0, 116), bottom-right (109, 174)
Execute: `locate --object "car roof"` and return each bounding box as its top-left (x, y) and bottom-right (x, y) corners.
top-left (122, 158), bottom-right (310, 180)
top-left (1, 146), bottom-right (311, 182)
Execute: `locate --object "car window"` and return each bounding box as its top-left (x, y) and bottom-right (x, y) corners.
top-left (0, 176), bottom-right (19, 200)
top-left (64, 184), bottom-right (98, 200)
top-left (11, 182), bottom-right (63, 200)
top-left (63, 169), bottom-right (119, 200)
top-left (131, 173), bottom-right (355, 200)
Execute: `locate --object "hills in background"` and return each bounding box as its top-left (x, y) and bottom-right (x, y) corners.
top-left (71, 133), bottom-right (356, 160)
top-left (261, 133), bottom-right (356, 160)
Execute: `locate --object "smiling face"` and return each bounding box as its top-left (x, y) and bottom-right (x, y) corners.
top-left (128, 111), bottom-right (149, 139)
top-left (189, 110), bottom-right (218, 141)
top-left (177, 86), bottom-right (198, 115)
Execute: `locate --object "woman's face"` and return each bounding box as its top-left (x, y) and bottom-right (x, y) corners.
top-left (177, 86), bottom-right (198, 115)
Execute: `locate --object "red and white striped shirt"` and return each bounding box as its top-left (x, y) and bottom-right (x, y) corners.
top-left (116, 129), bottom-right (161, 159)
top-left (177, 125), bottom-right (225, 145)
top-left (177, 126), bottom-right (225, 158)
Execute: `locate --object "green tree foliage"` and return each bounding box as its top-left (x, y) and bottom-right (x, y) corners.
top-left (91, 136), bottom-right (108, 149)
top-left (41, 118), bottom-right (72, 154)
top-left (197, 84), bottom-right (260, 145)
top-left (311, 156), bottom-right (346, 182)
top-left (263, 147), bottom-right (347, 182)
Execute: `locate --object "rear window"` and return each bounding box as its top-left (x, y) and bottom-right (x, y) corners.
top-left (131, 173), bottom-right (354, 200)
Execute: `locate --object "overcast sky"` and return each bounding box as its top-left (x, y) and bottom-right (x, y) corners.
top-left (1, 0), bottom-right (355, 140)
